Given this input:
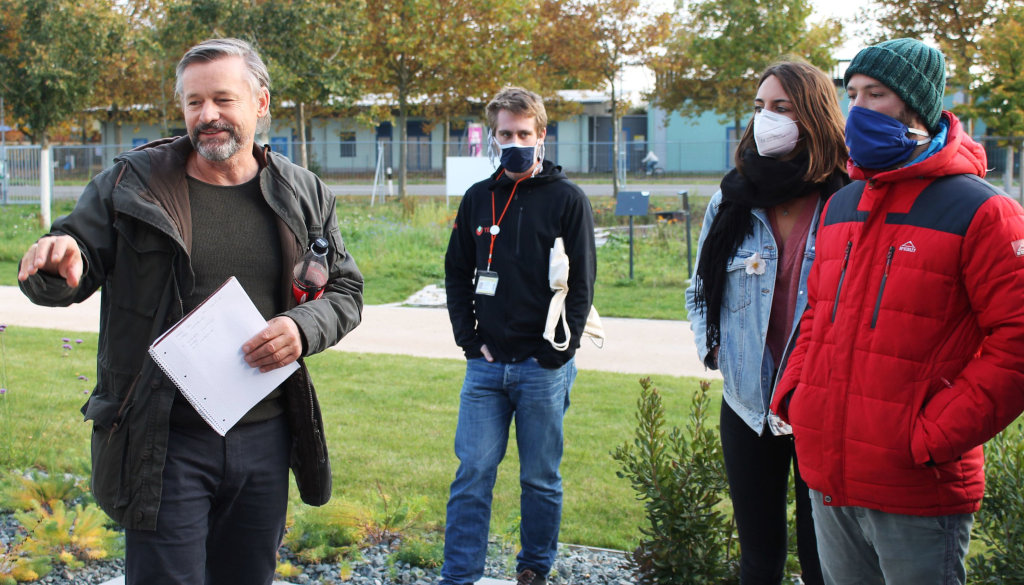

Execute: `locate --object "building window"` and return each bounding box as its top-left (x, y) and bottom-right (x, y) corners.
top-left (339, 132), bottom-right (356, 158)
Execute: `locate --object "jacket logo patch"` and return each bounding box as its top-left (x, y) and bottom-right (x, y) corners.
top-left (476, 226), bottom-right (484, 236)
top-left (898, 241), bottom-right (917, 253)
top-left (1013, 239), bottom-right (1024, 257)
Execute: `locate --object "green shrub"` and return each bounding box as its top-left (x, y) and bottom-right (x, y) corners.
top-left (14, 499), bottom-right (122, 574)
top-left (282, 502), bottom-right (363, 564)
top-left (612, 378), bottom-right (738, 584)
top-left (0, 464), bottom-right (90, 514)
top-left (390, 536), bottom-right (444, 569)
top-left (363, 481), bottom-right (428, 545)
top-left (968, 421), bottom-right (1024, 583)
top-left (0, 538), bottom-right (50, 584)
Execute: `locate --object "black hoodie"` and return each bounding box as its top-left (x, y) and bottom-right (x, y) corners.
top-left (445, 160), bottom-right (596, 367)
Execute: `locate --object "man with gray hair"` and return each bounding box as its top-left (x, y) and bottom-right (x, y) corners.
top-left (18, 38), bottom-right (363, 584)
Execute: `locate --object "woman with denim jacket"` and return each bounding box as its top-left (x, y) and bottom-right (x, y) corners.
top-left (685, 61), bottom-right (849, 585)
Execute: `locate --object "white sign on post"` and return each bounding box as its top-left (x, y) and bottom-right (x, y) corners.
top-left (445, 156), bottom-right (499, 203)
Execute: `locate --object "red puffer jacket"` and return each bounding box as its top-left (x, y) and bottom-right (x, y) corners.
top-left (772, 112), bottom-right (1024, 516)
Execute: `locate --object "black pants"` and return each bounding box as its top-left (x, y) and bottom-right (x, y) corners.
top-left (124, 415), bottom-right (290, 585)
top-left (720, 399), bottom-right (823, 585)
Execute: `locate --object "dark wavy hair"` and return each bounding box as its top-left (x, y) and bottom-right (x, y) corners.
top-left (735, 60), bottom-right (849, 183)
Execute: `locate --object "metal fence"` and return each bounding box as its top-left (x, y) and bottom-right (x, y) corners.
top-left (3, 136), bottom-right (1022, 204)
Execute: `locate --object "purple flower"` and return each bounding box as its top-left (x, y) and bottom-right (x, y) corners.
top-left (77, 375), bottom-right (88, 381)
top-left (63, 344), bottom-right (72, 350)
top-left (0, 324), bottom-right (6, 332)
top-left (0, 388), bottom-right (6, 395)
top-left (75, 339), bottom-right (83, 344)
top-left (62, 337), bottom-right (70, 343)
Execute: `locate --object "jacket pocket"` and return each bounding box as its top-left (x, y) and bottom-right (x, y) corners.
top-left (725, 251), bottom-right (754, 312)
top-left (84, 369), bottom-right (139, 511)
top-left (90, 416), bottom-right (132, 510)
top-left (870, 246), bottom-right (896, 328)
top-left (830, 240), bottom-right (853, 322)
top-left (283, 364), bottom-right (332, 506)
top-left (111, 217), bottom-right (173, 319)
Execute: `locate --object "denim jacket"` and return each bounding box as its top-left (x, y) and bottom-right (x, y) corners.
top-left (685, 190), bottom-right (821, 435)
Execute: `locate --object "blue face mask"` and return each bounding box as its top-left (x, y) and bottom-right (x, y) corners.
top-left (845, 106), bottom-right (931, 169)
top-left (499, 142), bottom-right (540, 173)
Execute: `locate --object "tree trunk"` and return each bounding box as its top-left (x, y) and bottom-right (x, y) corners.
top-left (114, 114), bottom-right (123, 150)
top-left (1006, 144), bottom-right (1014, 202)
top-left (1018, 139), bottom-right (1023, 202)
top-left (442, 117), bottom-right (449, 180)
top-left (610, 77), bottom-right (620, 200)
top-left (398, 95), bottom-right (408, 200)
top-left (297, 102), bottom-right (308, 169)
top-left (39, 132), bottom-right (51, 228)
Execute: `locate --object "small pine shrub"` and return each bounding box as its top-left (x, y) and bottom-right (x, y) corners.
top-left (0, 467), bottom-right (89, 514)
top-left (363, 481), bottom-right (427, 544)
top-left (0, 539), bottom-right (50, 585)
top-left (275, 560), bottom-right (303, 579)
top-left (390, 537), bottom-right (444, 569)
top-left (967, 421), bottom-right (1024, 584)
top-left (15, 500), bottom-right (122, 571)
top-left (612, 378), bottom-right (738, 585)
top-left (282, 502), bottom-right (363, 564)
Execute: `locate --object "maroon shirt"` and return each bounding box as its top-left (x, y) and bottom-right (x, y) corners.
top-left (766, 196), bottom-right (816, 365)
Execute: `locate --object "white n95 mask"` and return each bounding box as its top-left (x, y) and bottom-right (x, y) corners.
top-left (753, 109), bottom-right (800, 158)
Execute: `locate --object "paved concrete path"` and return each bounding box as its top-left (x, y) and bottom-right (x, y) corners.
top-left (0, 286), bottom-right (717, 379)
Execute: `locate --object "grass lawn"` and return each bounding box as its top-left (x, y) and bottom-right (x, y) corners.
top-left (0, 325), bottom-right (719, 551)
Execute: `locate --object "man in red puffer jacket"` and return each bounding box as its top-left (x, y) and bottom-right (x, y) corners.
top-left (770, 38), bottom-right (1024, 585)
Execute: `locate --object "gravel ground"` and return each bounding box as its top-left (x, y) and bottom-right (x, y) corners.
top-left (2, 514), bottom-right (636, 585)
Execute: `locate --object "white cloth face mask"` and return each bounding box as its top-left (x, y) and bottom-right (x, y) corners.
top-left (753, 109), bottom-right (800, 158)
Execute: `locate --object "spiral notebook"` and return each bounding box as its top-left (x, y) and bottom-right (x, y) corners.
top-left (148, 276), bottom-right (299, 436)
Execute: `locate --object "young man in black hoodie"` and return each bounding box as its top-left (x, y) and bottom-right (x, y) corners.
top-left (441, 86), bottom-right (596, 585)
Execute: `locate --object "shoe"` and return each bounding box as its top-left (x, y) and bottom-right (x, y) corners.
top-left (516, 569), bottom-right (547, 585)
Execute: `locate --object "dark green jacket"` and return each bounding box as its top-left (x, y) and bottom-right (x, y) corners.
top-left (19, 136), bottom-right (363, 529)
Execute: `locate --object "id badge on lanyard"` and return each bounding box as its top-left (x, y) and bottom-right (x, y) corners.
top-left (477, 172), bottom-right (527, 297)
top-left (475, 270), bottom-right (499, 296)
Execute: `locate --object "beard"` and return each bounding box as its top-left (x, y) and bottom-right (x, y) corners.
top-left (190, 121), bottom-right (244, 162)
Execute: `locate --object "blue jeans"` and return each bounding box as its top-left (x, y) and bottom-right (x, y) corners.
top-left (440, 357), bottom-right (576, 585)
top-left (809, 489), bottom-right (972, 585)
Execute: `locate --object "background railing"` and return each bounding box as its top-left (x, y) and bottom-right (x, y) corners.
top-left (2, 136), bottom-right (1021, 204)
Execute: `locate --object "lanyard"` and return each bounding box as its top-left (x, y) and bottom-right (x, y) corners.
top-left (487, 171), bottom-right (529, 271)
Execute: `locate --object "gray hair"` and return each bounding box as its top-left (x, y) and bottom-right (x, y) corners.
top-left (175, 38), bottom-right (272, 134)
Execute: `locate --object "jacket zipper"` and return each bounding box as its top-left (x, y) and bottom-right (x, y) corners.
top-left (871, 246), bottom-right (896, 328)
top-left (831, 240), bottom-right (853, 322)
top-left (515, 201), bottom-right (524, 257)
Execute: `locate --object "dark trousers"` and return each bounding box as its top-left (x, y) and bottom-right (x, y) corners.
top-left (124, 415), bottom-right (290, 585)
top-left (720, 399), bottom-right (824, 585)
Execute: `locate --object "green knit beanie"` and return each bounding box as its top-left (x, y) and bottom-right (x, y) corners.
top-left (844, 38), bottom-right (946, 132)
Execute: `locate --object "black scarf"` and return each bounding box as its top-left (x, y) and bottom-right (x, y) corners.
top-left (693, 148), bottom-right (847, 355)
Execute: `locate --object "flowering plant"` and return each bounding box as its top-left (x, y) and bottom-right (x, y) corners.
top-left (743, 253), bottom-right (766, 275)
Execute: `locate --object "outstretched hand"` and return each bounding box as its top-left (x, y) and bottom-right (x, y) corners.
top-left (18, 235), bottom-right (84, 288)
